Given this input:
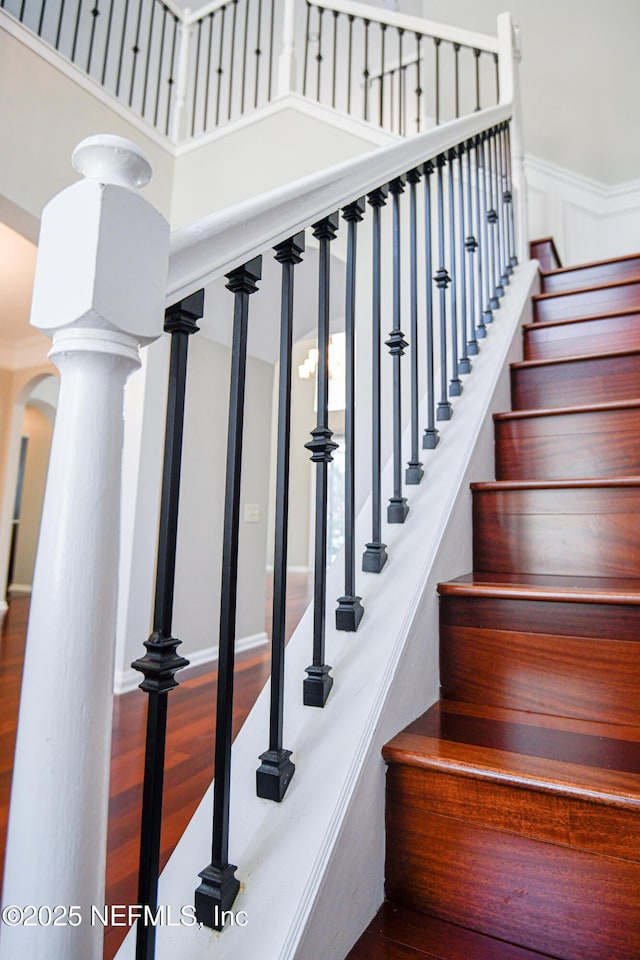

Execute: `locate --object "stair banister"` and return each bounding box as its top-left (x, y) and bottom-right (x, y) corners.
top-left (168, 101), bottom-right (513, 301)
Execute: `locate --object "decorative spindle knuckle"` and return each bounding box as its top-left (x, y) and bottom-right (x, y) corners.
top-left (131, 632), bottom-right (189, 693)
top-left (465, 235), bottom-right (478, 252)
top-left (274, 231), bottom-right (305, 264)
top-left (385, 330), bottom-right (408, 355)
top-left (225, 255), bottom-right (262, 293)
top-left (487, 209), bottom-right (498, 224)
top-left (433, 267), bottom-right (450, 289)
top-left (504, 190), bottom-right (513, 203)
top-left (447, 146), bottom-right (457, 161)
top-left (311, 212), bottom-right (339, 240)
top-left (367, 185), bottom-right (388, 207)
top-left (389, 177), bottom-right (406, 196)
top-left (406, 167), bottom-right (422, 184)
top-left (423, 159), bottom-right (435, 176)
top-left (305, 426), bottom-right (338, 462)
top-left (436, 153), bottom-right (447, 169)
top-left (342, 197), bottom-right (366, 222)
top-left (164, 289), bottom-right (204, 335)
top-left (195, 863), bottom-right (240, 929)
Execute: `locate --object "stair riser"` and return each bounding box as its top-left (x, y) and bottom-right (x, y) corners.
top-left (529, 239), bottom-right (561, 272)
top-left (386, 768), bottom-right (640, 960)
top-left (540, 257), bottom-right (640, 295)
top-left (472, 485), bottom-right (640, 578)
top-left (533, 280), bottom-right (640, 323)
top-left (495, 407), bottom-right (640, 480)
top-left (440, 595), bottom-right (640, 725)
top-left (523, 312), bottom-right (640, 361)
top-left (511, 352), bottom-right (640, 410)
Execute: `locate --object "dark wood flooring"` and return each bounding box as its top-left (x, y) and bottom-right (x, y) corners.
top-left (0, 571), bottom-right (312, 960)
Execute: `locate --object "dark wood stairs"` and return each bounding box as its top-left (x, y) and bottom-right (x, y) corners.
top-left (347, 242), bottom-right (640, 959)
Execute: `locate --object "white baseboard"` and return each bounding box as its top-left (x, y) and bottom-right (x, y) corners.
top-left (113, 631), bottom-right (269, 695)
top-left (525, 153), bottom-right (640, 266)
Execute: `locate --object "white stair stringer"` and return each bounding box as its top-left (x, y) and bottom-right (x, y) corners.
top-left (115, 261), bottom-right (538, 960)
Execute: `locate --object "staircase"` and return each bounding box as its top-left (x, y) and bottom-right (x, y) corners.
top-left (347, 240), bottom-right (640, 960)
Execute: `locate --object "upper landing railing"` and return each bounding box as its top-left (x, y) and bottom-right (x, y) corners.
top-left (0, 0), bottom-right (501, 142)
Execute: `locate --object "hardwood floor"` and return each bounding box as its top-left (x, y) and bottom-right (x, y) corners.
top-left (0, 571), bottom-right (312, 960)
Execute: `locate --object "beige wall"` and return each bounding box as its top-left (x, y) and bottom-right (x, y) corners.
top-left (12, 404), bottom-right (53, 587)
top-left (419, 0), bottom-right (640, 185)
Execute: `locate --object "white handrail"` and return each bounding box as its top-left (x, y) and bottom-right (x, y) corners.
top-left (308, 0), bottom-right (498, 54)
top-left (168, 101), bottom-right (512, 302)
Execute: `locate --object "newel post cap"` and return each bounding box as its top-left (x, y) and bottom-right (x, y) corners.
top-left (31, 136), bottom-right (170, 342)
top-left (72, 135), bottom-right (153, 191)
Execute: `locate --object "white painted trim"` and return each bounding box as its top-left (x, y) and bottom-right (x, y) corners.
top-left (113, 631), bottom-right (269, 695)
top-left (174, 92), bottom-right (399, 157)
top-left (0, 12), bottom-right (178, 155)
top-left (167, 101), bottom-right (512, 301)
top-left (311, 0), bottom-right (498, 53)
top-left (7, 583), bottom-right (32, 596)
top-left (525, 154), bottom-right (640, 212)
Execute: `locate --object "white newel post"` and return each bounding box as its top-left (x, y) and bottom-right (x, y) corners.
top-left (278, 0), bottom-right (297, 96)
top-left (0, 137), bottom-right (169, 960)
top-left (497, 12), bottom-right (529, 263)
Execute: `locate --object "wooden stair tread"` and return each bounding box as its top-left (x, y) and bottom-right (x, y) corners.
top-left (383, 701), bottom-right (640, 811)
top-left (523, 306), bottom-right (640, 331)
top-left (347, 904), bottom-right (556, 960)
top-left (511, 345), bottom-right (640, 369)
top-left (438, 571), bottom-right (640, 605)
top-left (470, 477), bottom-right (640, 491)
top-left (532, 276), bottom-right (640, 303)
top-left (494, 398), bottom-right (640, 421)
top-left (540, 251), bottom-right (640, 279)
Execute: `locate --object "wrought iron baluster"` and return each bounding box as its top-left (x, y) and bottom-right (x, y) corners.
top-left (304, 214), bottom-right (339, 708)
top-left (505, 121), bottom-right (518, 267)
top-left (487, 127), bottom-right (503, 304)
top-left (406, 168), bottom-right (424, 483)
top-left (434, 153), bottom-right (452, 420)
top-left (256, 233), bottom-right (305, 803)
top-left (363, 19), bottom-right (370, 121)
top-left (454, 42), bottom-right (460, 118)
top-left (71, 0), bottom-right (83, 63)
top-left (202, 12), bottom-right (214, 131)
top-left (464, 139), bottom-right (480, 354)
top-left (55, 0), bottom-right (67, 51)
top-left (447, 147), bottom-right (462, 396)
top-left (434, 36), bottom-right (440, 125)
top-left (347, 14), bottom-right (354, 114)
top-left (215, 6), bottom-right (226, 126)
top-left (153, 5), bottom-right (168, 129)
top-left (302, 0), bottom-right (311, 96)
top-left (191, 17), bottom-right (203, 135)
top-left (115, 0), bottom-right (130, 98)
top-left (473, 48), bottom-right (480, 111)
top-left (478, 133), bottom-right (494, 323)
top-left (37, 0), bottom-right (47, 35)
top-left (141, 0), bottom-right (157, 119)
top-left (495, 123), bottom-right (508, 286)
top-left (128, 0), bottom-right (145, 106)
top-left (240, 0), bottom-right (251, 113)
top-left (164, 14), bottom-right (178, 136)
top-left (499, 123), bottom-right (513, 280)
top-left (494, 51), bottom-right (499, 104)
top-left (331, 10), bottom-right (338, 108)
top-left (195, 257), bottom-right (262, 930)
top-left (336, 199), bottom-right (366, 631)
top-left (387, 177), bottom-right (409, 523)
top-left (132, 291), bottom-right (203, 960)
top-left (363, 186), bottom-right (388, 573)
top-left (267, 0), bottom-right (275, 101)
top-left (316, 6), bottom-right (324, 101)
top-left (86, 0), bottom-right (100, 73)
top-left (397, 28), bottom-right (404, 136)
top-left (253, 0), bottom-right (263, 109)
top-left (227, 0), bottom-right (239, 121)
top-left (422, 160), bottom-right (439, 449)
top-left (415, 33), bottom-right (422, 133)
top-left (456, 143), bottom-right (472, 375)
top-left (379, 23), bottom-right (386, 128)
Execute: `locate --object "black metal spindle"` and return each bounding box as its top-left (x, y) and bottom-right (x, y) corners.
top-left (227, 0), bottom-right (239, 121)
top-left (164, 14), bottom-right (178, 136)
top-left (55, 0), bottom-right (66, 51)
top-left (379, 23), bottom-right (386, 127)
top-left (115, 0), bottom-right (130, 98)
top-left (422, 160), bottom-right (439, 449)
top-left (494, 51), bottom-right (499, 104)
top-left (471, 135), bottom-right (486, 340)
top-left (487, 128), bottom-right (503, 304)
top-left (405, 168), bottom-right (424, 483)
top-left (195, 257), bottom-right (262, 931)
top-left (473, 48), bottom-right (480, 111)
top-left (447, 148), bottom-right (462, 396)
top-left (434, 153), bottom-right (452, 420)
top-left (191, 18), bottom-right (203, 135)
top-left (37, 0), bottom-right (47, 36)
top-left (71, 0), bottom-right (83, 63)
top-left (499, 123), bottom-right (512, 280)
top-left (387, 177), bottom-right (409, 523)
top-left (128, 0), bottom-right (145, 106)
top-left (267, 0), bottom-right (275, 101)
top-left (434, 36), bottom-right (440, 125)
top-left (86, 0), bottom-right (99, 73)
top-left (215, 6), bottom-right (226, 126)
top-left (315, 6), bottom-right (324, 101)
top-left (19, 0), bottom-right (26, 19)
top-left (202, 13), bottom-right (214, 131)
top-left (331, 10), bottom-right (338, 108)
top-left (389, 69), bottom-right (395, 133)
top-left (505, 121), bottom-right (518, 267)
top-left (415, 33), bottom-right (422, 133)
top-left (253, 0), bottom-right (263, 110)
top-left (347, 15), bottom-right (354, 114)
top-left (363, 186), bottom-right (388, 573)
top-left (336, 199), bottom-right (365, 632)
top-left (464, 139), bottom-right (480, 354)
top-left (240, 0), bottom-right (251, 114)
top-left (454, 42), bottom-right (460, 118)
top-left (141, 0), bottom-right (157, 119)
top-left (456, 143), bottom-right (472, 375)
top-left (153, 6), bottom-right (168, 128)
top-left (256, 233), bottom-right (305, 803)
top-left (495, 124), bottom-right (508, 286)
top-left (363, 19), bottom-right (370, 121)
top-left (397, 28), bottom-right (404, 136)
top-left (478, 133), bottom-right (494, 323)
top-left (132, 291), bottom-right (203, 960)
top-left (302, 0), bottom-right (311, 96)
top-left (304, 214), bottom-right (339, 709)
